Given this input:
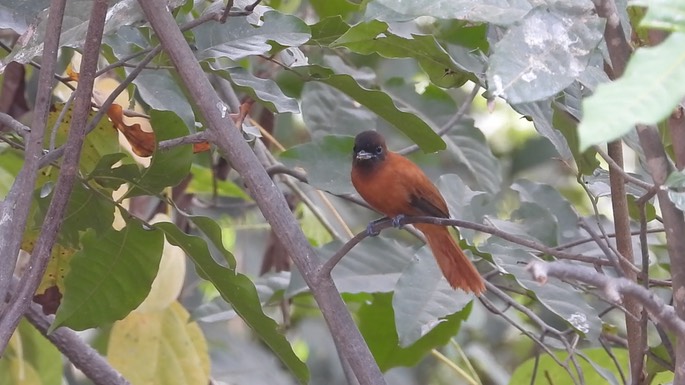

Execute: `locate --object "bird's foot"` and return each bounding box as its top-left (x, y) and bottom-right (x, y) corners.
top-left (365, 217), bottom-right (388, 237)
top-left (391, 214), bottom-right (406, 228)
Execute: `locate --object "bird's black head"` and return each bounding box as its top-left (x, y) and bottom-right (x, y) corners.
top-left (352, 130), bottom-right (387, 170)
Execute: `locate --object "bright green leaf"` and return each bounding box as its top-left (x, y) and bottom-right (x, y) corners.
top-left (155, 222), bottom-right (309, 383)
top-left (292, 65), bottom-right (445, 152)
top-left (633, 0), bottom-right (685, 32)
top-left (279, 135), bottom-right (354, 194)
top-left (124, 110), bottom-right (193, 197)
top-left (358, 292), bottom-right (470, 371)
top-left (193, 11), bottom-right (310, 61)
top-left (578, 33), bottom-right (685, 150)
top-left (370, 0), bottom-right (532, 25)
top-left (52, 218), bottom-right (165, 331)
top-left (510, 348), bottom-right (627, 385)
top-left (334, 24), bottom-right (470, 88)
top-left (488, 7), bottom-right (603, 104)
top-left (393, 247), bottom-right (474, 347)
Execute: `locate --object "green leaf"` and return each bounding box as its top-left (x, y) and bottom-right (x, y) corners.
top-left (487, 244), bottom-right (602, 340)
top-left (310, 0), bottom-right (359, 19)
top-left (193, 11), bottom-right (310, 61)
top-left (88, 153), bottom-right (141, 190)
top-left (358, 292), bottom-right (469, 371)
top-left (155, 222), bottom-right (309, 384)
top-left (510, 348), bottom-right (627, 385)
top-left (124, 110), bottom-right (193, 197)
top-left (16, 319), bottom-right (62, 385)
top-left (634, 0), bottom-right (685, 32)
top-left (279, 135), bottom-right (354, 194)
top-left (209, 65), bottom-right (299, 113)
top-left (292, 65), bottom-right (445, 152)
top-left (512, 179), bottom-right (580, 244)
top-left (187, 164), bottom-right (251, 200)
top-left (552, 103), bottom-right (600, 175)
top-left (52, 218), bottom-right (165, 331)
top-left (334, 23), bottom-right (470, 88)
top-left (393, 247), bottom-right (474, 346)
top-left (578, 32), bottom-right (685, 150)
top-left (308, 16), bottom-right (350, 46)
top-left (35, 182), bottom-right (116, 246)
top-left (513, 101), bottom-right (575, 166)
top-left (488, 6), bottom-right (603, 104)
top-left (1, 0), bottom-right (185, 68)
top-left (133, 70), bottom-right (196, 130)
top-left (287, 237), bottom-right (412, 297)
top-left (44, 102), bottom-right (120, 176)
top-left (369, 0), bottom-right (532, 25)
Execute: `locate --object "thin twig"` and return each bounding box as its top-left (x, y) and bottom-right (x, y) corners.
top-left (399, 85), bottom-right (481, 155)
top-left (0, 113), bottom-right (30, 138)
top-left (527, 260), bottom-right (685, 337)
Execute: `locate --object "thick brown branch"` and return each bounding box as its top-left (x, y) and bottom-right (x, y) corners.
top-left (136, 1), bottom-right (385, 384)
top-left (0, 0), bottom-right (67, 335)
top-left (0, 0), bottom-right (110, 351)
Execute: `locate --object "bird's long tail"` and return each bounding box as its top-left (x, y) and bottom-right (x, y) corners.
top-left (416, 224), bottom-right (485, 295)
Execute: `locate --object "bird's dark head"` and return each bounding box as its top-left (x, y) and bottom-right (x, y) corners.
top-left (353, 131), bottom-right (387, 169)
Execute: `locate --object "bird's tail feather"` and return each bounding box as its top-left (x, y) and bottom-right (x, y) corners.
top-left (416, 224), bottom-right (485, 295)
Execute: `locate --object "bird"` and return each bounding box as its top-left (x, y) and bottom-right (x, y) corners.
top-left (350, 130), bottom-right (485, 295)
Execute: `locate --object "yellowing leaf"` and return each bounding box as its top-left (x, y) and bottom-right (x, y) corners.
top-left (135, 214), bottom-right (187, 313)
top-left (108, 302), bottom-right (210, 385)
top-left (22, 232), bottom-right (76, 315)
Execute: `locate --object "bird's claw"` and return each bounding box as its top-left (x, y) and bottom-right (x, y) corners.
top-left (365, 222), bottom-right (381, 237)
top-left (391, 214), bottom-right (406, 228)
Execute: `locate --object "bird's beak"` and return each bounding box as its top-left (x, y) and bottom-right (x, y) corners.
top-left (355, 150), bottom-right (374, 160)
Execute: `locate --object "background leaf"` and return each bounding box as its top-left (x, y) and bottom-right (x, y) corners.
top-left (52, 218), bottom-right (165, 331)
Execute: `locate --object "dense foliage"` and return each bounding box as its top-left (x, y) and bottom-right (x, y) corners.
top-left (1, 0), bottom-right (685, 385)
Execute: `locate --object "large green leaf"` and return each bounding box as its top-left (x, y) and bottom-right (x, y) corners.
top-left (358, 292), bottom-right (469, 371)
top-left (1, 0), bottom-right (185, 68)
top-left (51, 218), bottom-right (165, 331)
top-left (292, 65), bottom-right (445, 152)
top-left (333, 22), bottom-right (470, 88)
top-left (634, 0), bottom-right (685, 32)
top-left (488, 6), bottom-right (604, 104)
top-left (155, 222), bottom-right (309, 384)
top-left (279, 135), bottom-right (354, 194)
top-left (367, 0), bottom-right (531, 25)
top-left (578, 32), bottom-right (685, 150)
top-left (512, 101), bottom-right (575, 166)
top-left (510, 348), bottom-right (629, 385)
top-left (287, 237), bottom-right (412, 297)
top-left (308, 16), bottom-right (350, 46)
top-left (133, 70), bottom-right (196, 131)
top-left (35, 182), bottom-right (116, 247)
top-left (16, 319), bottom-right (62, 385)
top-left (124, 110), bottom-right (193, 197)
top-left (393, 247), bottom-right (474, 347)
top-left (193, 11), bottom-right (310, 61)
top-left (486, 244), bottom-right (602, 340)
top-left (208, 65), bottom-right (299, 113)
top-left (512, 179), bottom-right (580, 244)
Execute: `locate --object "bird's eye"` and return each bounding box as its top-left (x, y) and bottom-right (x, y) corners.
top-left (375, 146), bottom-right (383, 154)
